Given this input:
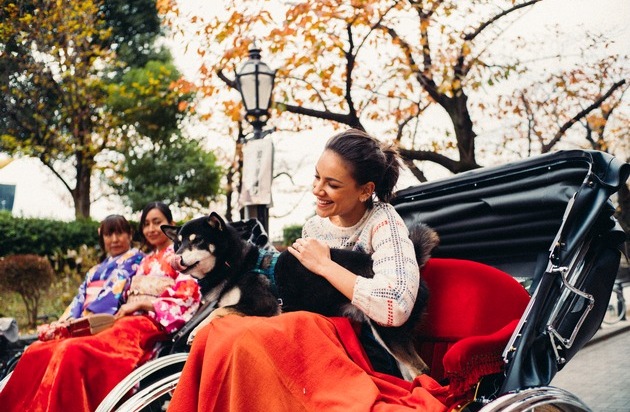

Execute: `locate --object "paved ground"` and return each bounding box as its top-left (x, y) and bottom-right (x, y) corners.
top-left (550, 307), bottom-right (630, 411)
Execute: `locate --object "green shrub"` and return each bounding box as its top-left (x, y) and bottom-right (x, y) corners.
top-left (0, 254), bottom-right (55, 327)
top-left (0, 212), bottom-right (100, 257)
top-left (0, 214), bottom-right (102, 330)
top-left (282, 224), bottom-right (303, 246)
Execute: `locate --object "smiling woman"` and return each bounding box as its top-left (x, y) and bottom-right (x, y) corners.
top-left (166, 128), bottom-right (434, 411)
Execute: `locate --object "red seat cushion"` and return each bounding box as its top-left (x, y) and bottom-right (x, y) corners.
top-left (414, 258), bottom-right (530, 388)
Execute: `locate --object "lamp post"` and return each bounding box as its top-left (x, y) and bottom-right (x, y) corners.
top-left (235, 43), bottom-right (276, 233)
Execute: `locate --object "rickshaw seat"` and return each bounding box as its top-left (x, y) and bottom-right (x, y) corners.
top-left (414, 258), bottom-right (530, 396)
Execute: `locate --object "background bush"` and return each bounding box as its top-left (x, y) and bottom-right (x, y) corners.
top-left (0, 254), bottom-right (55, 327)
top-left (0, 212), bottom-right (100, 257)
top-left (282, 224), bottom-right (303, 246)
top-left (0, 213), bottom-right (103, 331)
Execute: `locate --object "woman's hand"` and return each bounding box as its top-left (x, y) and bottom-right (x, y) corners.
top-left (288, 238), bottom-right (331, 276)
top-left (115, 301), bottom-right (153, 319)
top-left (288, 237), bottom-right (357, 301)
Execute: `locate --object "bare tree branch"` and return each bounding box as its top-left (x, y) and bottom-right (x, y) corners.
top-left (542, 79), bottom-right (626, 152)
top-left (402, 158), bottom-right (427, 183)
top-left (398, 147), bottom-right (480, 174)
top-left (276, 102), bottom-right (364, 130)
top-left (463, 0), bottom-right (542, 42)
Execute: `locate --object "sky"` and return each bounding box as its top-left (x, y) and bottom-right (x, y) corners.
top-left (0, 0), bottom-right (628, 241)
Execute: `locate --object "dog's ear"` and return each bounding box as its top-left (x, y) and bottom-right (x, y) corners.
top-left (161, 225), bottom-right (180, 242)
top-left (208, 212), bottom-right (226, 231)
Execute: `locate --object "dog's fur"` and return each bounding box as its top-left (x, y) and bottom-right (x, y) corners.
top-left (162, 212), bottom-right (439, 379)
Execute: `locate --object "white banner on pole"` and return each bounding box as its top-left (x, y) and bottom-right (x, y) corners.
top-left (239, 138), bottom-right (274, 206)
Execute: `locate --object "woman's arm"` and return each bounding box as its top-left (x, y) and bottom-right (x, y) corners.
top-left (352, 209), bottom-right (419, 326)
top-left (59, 266), bottom-right (94, 321)
top-left (150, 273), bottom-right (201, 333)
top-left (119, 247), bottom-right (201, 333)
top-left (293, 205), bottom-right (419, 327)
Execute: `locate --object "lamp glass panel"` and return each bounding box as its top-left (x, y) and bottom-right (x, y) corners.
top-left (238, 71), bottom-right (257, 112)
top-left (256, 72), bottom-right (274, 111)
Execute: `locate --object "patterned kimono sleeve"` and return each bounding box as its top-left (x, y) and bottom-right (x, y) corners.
top-left (152, 273), bottom-right (201, 334)
top-left (86, 251), bottom-right (143, 316)
top-left (63, 269), bottom-right (94, 319)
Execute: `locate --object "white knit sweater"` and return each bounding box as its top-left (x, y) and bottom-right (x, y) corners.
top-left (302, 202), bottom-right (420, 327)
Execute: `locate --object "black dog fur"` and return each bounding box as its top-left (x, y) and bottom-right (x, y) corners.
top-left (162, 212), bottom-right (439, 378)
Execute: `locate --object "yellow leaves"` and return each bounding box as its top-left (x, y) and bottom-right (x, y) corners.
top-left (330, 85), bottom-right (344, 96)
top-left (420, 18), bottom-right (430, 33)
top-left (587, 114), bottom-right (606, 132)
top-left (437, 80), bottom-right (453, 97)
top-left (156, 0), bottom-right (176, 16)
top-left (223, 100), bottom-right (243, 122)
top-left (170, 78), bottom-right (196, 95)
top-left (461, 42), bottom-right (471, 57)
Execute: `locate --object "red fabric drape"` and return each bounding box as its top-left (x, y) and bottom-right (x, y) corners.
top-left (167, 312), bottom-right (449, 412)
top-left (0, 316), bottom-right (166, 412)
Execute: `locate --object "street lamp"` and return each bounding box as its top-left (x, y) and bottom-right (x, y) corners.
top-left (235, 43), bottom-right (276, 232)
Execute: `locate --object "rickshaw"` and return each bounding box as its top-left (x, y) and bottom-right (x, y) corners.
top-left (4, 149), bottom-right (629, 411)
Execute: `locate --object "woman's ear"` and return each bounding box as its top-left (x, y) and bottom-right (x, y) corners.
top-left (361, 182), bottom-right (375, 201)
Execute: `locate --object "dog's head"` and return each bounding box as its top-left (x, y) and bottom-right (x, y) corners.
top-left (161, 212), bottom-right (230, 280)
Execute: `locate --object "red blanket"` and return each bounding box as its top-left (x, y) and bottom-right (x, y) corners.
top-left (0, 315), bottom-right (166, 412)
top-left (168, 312), bottom-right (448, 411)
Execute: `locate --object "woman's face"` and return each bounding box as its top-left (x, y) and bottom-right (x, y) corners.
top-left (312, 150), bottom-right (374, 227)
top-left (142, 208), bottom-right (172, 250)
top-left (103, 230), bottom-right (132, 257)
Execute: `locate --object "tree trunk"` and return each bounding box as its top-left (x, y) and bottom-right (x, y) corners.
top-left (72, 153), bottom-right (94, 219)
top-left (444, 93), bottom-right (480, 172)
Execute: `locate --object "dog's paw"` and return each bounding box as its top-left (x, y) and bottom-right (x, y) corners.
top-left (207, 306), bottom-right (235, 321)
top-left (186, 316), bottom-right (213, 345)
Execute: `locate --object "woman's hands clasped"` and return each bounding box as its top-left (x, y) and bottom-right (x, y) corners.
top-left (288, 237), bottom-right (331, 276)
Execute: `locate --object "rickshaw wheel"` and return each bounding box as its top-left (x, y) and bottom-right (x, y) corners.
top-left (472, 386), bottom-right (592, 412)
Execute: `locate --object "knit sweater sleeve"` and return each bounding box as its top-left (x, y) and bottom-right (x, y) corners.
top-left (303, 204), bottom-right (420, 327)
top-left (351, 205), bottom-right (420, 327)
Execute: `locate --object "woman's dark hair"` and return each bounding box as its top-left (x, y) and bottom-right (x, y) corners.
top-left (138, 202), bottom-right (173, 250)
top-left (98, 215), bottom-right (133, 260)
top-left (325, 128), bottom-right (401, 204)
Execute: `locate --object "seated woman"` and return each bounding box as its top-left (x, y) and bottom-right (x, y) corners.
top-left (115, 201), bottom-right (201, 334)
top-left (0, 204), bottom-right (201, 412)
top-left (167, 129), bottom-right (448, 411)
top-left (61, 214), bottom-right (144, 322)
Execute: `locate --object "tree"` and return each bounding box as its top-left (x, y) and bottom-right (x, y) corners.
top-left (101, 0), bottom-right (163, 69)
top-left (0, 0), bottom-right (216, 219)
top-left (495, 51), bottom-right (629, 230)
top-left (1, 0), bottom-right (115, 218)
top-left (164, 0), bottom-right (627, 175)
top-left (105, 55), bottom-right (224, 213)
top-left (115, 137), bottom-right (223, 213)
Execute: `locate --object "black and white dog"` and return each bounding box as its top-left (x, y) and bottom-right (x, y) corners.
top-left (162, 212), bottom-right (438, 379)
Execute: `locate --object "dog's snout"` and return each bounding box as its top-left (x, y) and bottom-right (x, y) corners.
top-left (169, 254), bottom-right (188, 272)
